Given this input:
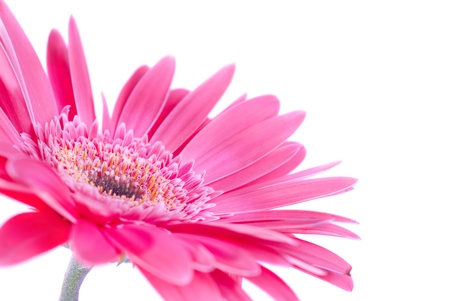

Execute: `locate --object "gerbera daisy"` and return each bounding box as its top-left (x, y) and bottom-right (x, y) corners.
top-left (0, 1), bottom-right (357, 300)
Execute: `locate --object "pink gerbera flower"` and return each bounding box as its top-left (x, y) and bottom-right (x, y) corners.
top-left (0, 2), bottom-right (357, 300)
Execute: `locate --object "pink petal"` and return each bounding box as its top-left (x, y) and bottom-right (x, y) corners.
top-left (221, 211), bottom-right (360, 243)
top-left (101, 93), bottom-right (111, 132)
top-left (68, 17), bottom-right (95, 128)
top-left (171, 94), bottom-right (247, 157)
top-left (195, 111), bottom-right (305, 183)
top-left (175, 238), bottom-right (215, 273)
top-left (172, 117), bottom-right (211, 157)
top-left (246, 245), bottom-right (292, 267)
top-left (238, 219), bottom-right (318, 230)
top-left (171, 223), bottom-right (291, 267)
top-left (224, 209), bottom-right (357, 224)
top-left (248, 143), bottom-right (306, 185)
top-left (47, 29), bottom-right (77, 119)
top-left (0, 152), bottom-right (14, 176)
top-left (180, 95), bottom-right (280, 164)
top-left (312, 270), bottom-right (354, 291)
top-left (258, 161), bottom-right (342, 188)
top-left (150, 65), bottom-right (235, 152)
top-left (142, 270), bottom-right (223, 301)
top-left (70, 220), bottom-right (120, 266)
top-left (272, 238), bottom-right (352, 274)
top-left (6, 158), bottom-right (77, 222)
top-left (0, 211), bottom-right (71, 265)
top-left (247, 265), bottom-right (299, 301)
top-left (105, 224), bottom-right (194, 285)
top-left (221, 235), bottom-right (292, 267)
top-left (213, 177), bottom-right (357, 213)
top-left (147, 88), bottom-right (189, 138)
top-left (0, 43), bottom-right (33, 135)
top-left (284, 223), bottom-right (360, 239)
top-left (225, 161), bottom-right (344, 198)
top-left (221, 93), bottom-right (247, 112)
top-left (0, 2), bottom-right (58, 125)
top-left (209, 142), bottom-right (302, 191)
top-left (115, 56), bottom-right (175, 137)
top-left (110, 65), bottom-right (149, 132)
top-left (0, 107), bottom-right (22, 145)
top-left (210, 270), bottom-right (253, 301)
top-left (169, 222), bottom-right (295, 246)
top-left (169, 224), bottom-right (276, 277)
top-left (0, 178), bottom-right (52, 211)
top-left (292, 258), bottom-right (353, 291)
top-left (182, 235), bottom-right (261, 277)
top-left (215, 223), bottom-right (297, 245)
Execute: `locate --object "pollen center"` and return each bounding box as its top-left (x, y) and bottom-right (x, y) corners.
top-left (48, 137), bottom-right (182, 208)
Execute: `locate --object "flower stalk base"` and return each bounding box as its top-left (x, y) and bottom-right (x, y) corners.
top-left (59, 256), bottom-right (92, 301)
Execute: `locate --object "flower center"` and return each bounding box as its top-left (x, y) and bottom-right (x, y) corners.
top-left (49, 137), bottom-right (182, 208)
top-left (33, 114), bottom-right (216, 222)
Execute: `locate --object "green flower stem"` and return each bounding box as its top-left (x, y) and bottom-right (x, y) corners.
top-left (59, 256), bottom-right (92, 301)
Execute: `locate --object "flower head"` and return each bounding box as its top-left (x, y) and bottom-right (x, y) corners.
top-left (0, 2), bottom-right (357, 300)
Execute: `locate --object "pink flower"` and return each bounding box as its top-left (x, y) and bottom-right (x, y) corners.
top-left (0, 2), bottom-right (357, 300)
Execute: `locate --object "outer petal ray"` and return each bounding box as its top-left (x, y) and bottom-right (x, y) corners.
top-left (209, 142), bottom-right (302, 191)
top-left (211, 270), bottom-right (253, 301)
top-left (110, 65), bottom-right (149, 132)
top-left (224, 209), bottom-right (357, 224)
top-left (0, 107), bottom-right (22, 145)
top-left (247, 144), bottom-right (307, 185)
top-left (180, 95), bottom-right (280, 164)
top-left (105, 224), bottom-right (194, 285)
top-left (70, 220), bottom-right (120, 265)
top-left (115, 56), bottom-right (175, 137)
top-left (142, 270), bottom-right (223, 301)
top-left (271, 238), bottom-right (353, 275)
top-left (150, 65), bottom-right (235, 152)
top-left (47, 29), bottom-right (77, 119)
top-left (6, 158), bottom-right (78, 222)
top-left (196, 111), bottom-right (306, 183)
top-left (0, 212), bottom-right (71, 265)
top-left (147, 88), bottom-right (189, 138)
top-left (0, 178), bottom-right (52, 211)
top-left (181, 235), bottom-right (261, 277)
top-left (247, 265), bottom-right (299, 301)
top-left (68, 17), bottom-right (95, 128)
top-left (101, 93), bottom-right (111, 132)
top-left (0, 2), bottom-right (58, 125)
top-left (213, 177), bottom-right (357, 213)
top-left (0, 44), bottom-right (32, 134)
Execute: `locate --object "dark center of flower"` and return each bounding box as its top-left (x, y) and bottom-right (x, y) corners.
top-left (90, 172), bottom-right (142, 200)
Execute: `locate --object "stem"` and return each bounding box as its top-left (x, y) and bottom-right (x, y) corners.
top-left (59, 256), bottom-right (92, 301)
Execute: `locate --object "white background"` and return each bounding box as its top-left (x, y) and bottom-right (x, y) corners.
top-left (1, 0), bottom-right (450, 300)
